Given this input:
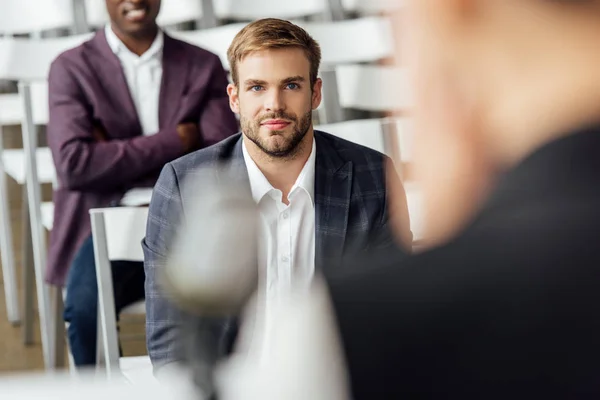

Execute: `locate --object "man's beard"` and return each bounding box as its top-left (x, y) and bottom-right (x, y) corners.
top-left (241, 108), bottom-right (313, 159)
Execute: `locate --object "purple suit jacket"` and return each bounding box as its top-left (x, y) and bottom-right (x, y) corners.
top-left (46, 30), bottom-right (238, 286)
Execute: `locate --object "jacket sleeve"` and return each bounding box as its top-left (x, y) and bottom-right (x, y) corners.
top-left (47, 57), bottom-right (185, 191)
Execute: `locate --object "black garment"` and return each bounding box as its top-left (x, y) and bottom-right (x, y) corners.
top-left (326, 125), bottom-right (600, 398)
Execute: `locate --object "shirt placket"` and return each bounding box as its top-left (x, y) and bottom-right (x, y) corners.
top-left (277, 202), bottom-right (292, 296)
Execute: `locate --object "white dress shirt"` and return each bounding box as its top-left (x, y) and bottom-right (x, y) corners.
top-left (105, 25), bottom-right (163, 205)
top-left (105, 24), bottom-right (163, 136)
top-left (241, 137), bottom-right (317, 361)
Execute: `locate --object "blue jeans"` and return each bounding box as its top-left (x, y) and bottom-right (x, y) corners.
top-left (63, 235), bottom-right (145, 366)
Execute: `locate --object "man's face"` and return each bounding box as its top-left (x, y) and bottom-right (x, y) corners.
top-left (227, 48), bottom-right (322, 159)
top-left (105, 0), bottom-right (161, 37)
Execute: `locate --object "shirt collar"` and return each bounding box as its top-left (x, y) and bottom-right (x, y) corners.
top-left (105, 24), bottom-right (164, 62)
top-left (242, 136), bottom-right (316, 205)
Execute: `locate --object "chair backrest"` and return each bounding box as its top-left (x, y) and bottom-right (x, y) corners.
top-left (214, 0), bottom-right (329, 20)
top-left (316, 118), bottom-right (386, 154)
top-left (0, 0), bottom-right (76, 35)
top-left (0, 34), bottom-right (92, 81)
top-left (342, 0), bottom-right (406, 15)
top-left (90, 207), bottom-right (149, 262)
top-left (301, 17), bottom-right (394, 66)
top-left (30, 81), bottom-right (49, 125)
top-left (84, 0), bottom-right (204, 28)
top-left (169, 23), bottom-right (246, 70)
top-left (335, 64), bottom-right (410, 112)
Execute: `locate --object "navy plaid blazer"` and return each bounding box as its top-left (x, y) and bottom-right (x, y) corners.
top-left (143, 131), bottom-right (407, 391)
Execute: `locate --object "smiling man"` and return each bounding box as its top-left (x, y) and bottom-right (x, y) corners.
top-left (143, 18), bottom-right (412, 398)
top-left (48, 0), bottom-right (237, 368)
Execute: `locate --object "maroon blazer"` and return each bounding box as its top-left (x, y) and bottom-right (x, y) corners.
top-left (46, 30), bottom-right (238, 286)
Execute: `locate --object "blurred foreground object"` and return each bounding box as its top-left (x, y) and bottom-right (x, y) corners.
top-left (215, 275), bottom-right (351, 400)
top-left (0, 367), bottom-right (197, 400)
top-left (319, 0), bottom-right (600, 397)
top-left (161, 166), bottom-right (259, 316)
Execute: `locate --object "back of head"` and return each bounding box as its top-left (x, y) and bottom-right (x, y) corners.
top-left (405, 0), bottom-right (600, 246)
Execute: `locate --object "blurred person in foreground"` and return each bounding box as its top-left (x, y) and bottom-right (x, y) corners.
top-left (48, 0), bottom-right (238, 367)
top-left (216, 0), bottom-right (600, 398)
top-left (143, 17), bottom-right (412, 399)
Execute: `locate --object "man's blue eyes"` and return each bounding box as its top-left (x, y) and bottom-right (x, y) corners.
top-left (249, 83), bottom-right (299, 91)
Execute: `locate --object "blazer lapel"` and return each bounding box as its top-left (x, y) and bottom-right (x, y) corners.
top-left (217, 135), bottom-right (252, 195)
top-left (159, 34), bottom-right (189, 129)
top-left (88, 30), bottom-right (142, 137)
top-left (313, 131), bottom-right (352, 270)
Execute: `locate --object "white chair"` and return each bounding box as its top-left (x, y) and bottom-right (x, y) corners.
top-left (334, 64), bottom-right (410, 112)
top-left (90, 206), bottom-right (151, 382)
top-left (0, 0), bottom-right (76, 36)
top-left (84, 0), bottom-right (204, 29)
top-left (0, 35), bottom-right (92, 81)
top-left (299, 17), bottom-right (396, 123)
top-left (169, 23), bottom-right (247, 70)
top-left (214, 0), bottom-right (330, 21)
top-left (0, 34), bottom-right (91, 150)
top-left (316, 117), bottom-right (413, 164)
top-left (302, 16), bottom-right (395, 66)
top-left (341, 0), bottom-right (406, 15)
top-left (316, 118), bottom-right (386, 154)
top-left (0, 33), bottom-right (90, 369)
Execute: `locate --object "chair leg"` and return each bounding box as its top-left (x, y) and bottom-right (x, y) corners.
top-left (21, 189), bottom-right (35, 345)
top-left (0, 128), bottom-right (20, 325)
top-left (53, 287), bottom-right (66, 368)
top-left (20, 82), bottom-right (54, 369)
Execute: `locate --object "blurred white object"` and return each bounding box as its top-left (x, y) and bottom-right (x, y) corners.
top-left (84, 0), bottom-right (204, 28)
top-left (214, 0), bottom-right (329, 20)
top-left (216, 275), bottom-right (351, 400)
top-left (335, 65), bottom-right (411, 112)
top-left (0, 368), bottom-right (197, 400)
top-left (317, 118), bottom-right (386, 154)
top-left (163, 168), bottom-right (259, 315)
top-left (0, 35), bottom-right (91, 81)
top-left (120, 187), bottom-right (154, 207)
top-left (169, 23), bottom-right (247, 70)
top-left (0, 0), bottom-right (76, 35)
top-left (303, 17), bottom-right (395, 65)
top-left (342, 0), bottom-right (406, 14)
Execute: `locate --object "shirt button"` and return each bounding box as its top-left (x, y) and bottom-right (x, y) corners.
top-left (281, 255), bottom-right (289, 263)
top-left (282, 212), bottom-right (289, 219)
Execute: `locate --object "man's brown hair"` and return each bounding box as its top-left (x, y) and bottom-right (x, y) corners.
top-left (227, 18), bottom-right (322, 87)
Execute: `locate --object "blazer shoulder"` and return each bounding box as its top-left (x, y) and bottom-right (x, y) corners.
top-left (168, 133), bottom-right (242, 177)
top-left (52, 34), bottom-right (97, 65)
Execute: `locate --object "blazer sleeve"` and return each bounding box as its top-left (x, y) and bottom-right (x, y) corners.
top-left (143, 163), bottom-right (182, 366)
top-left (370, 156), bottom-right (413, 253)
top-left (143, 164), bottom-right (230, 399)
top-left (47, 56), bottom-right (185, 191)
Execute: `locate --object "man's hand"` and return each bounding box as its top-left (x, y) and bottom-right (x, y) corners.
top-left (92, 123), bottom-right (108, 142)
top-left (177, 123), bottom-right (201, 153)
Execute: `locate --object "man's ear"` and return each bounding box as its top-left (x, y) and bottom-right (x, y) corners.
top-left (311, 78), bottom-right (323, 110)
top-left (227, 83), bottom-right (240, 114)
